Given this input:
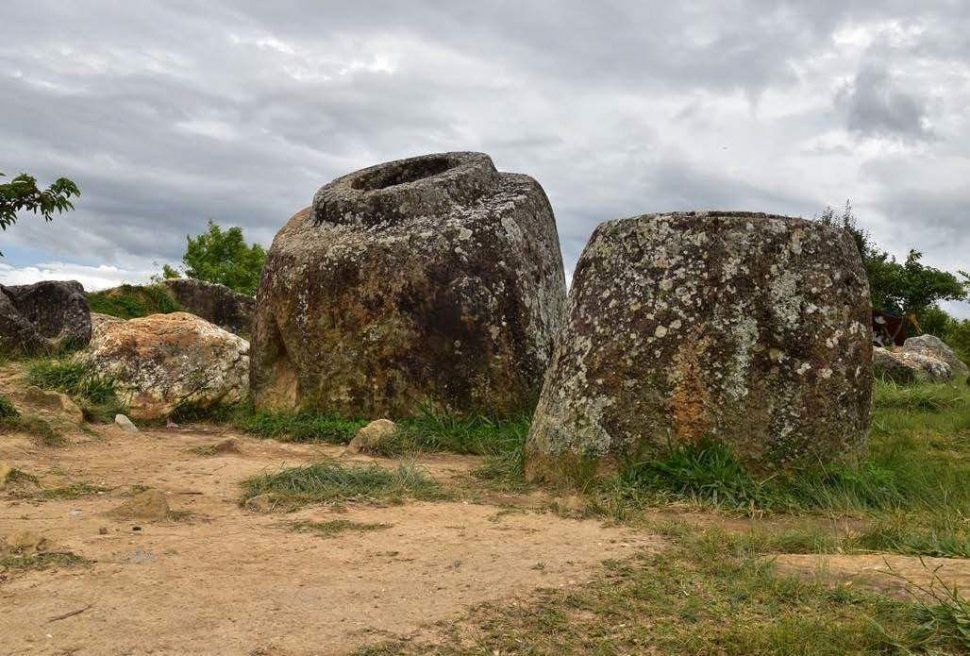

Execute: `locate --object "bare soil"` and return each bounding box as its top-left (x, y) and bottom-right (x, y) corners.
top-left (0, 426), bottom-right (658, 656)
top-left (773, 553), bottom-right (970, 599)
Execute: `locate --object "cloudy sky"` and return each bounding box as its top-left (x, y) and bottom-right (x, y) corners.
top-left (1, 1), bottom-right (968, 315)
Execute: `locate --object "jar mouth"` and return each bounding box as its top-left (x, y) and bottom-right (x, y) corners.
top-left (350, 155), bottom-right (456, 191)
top-left (312, 152), bottom-right (500, 227)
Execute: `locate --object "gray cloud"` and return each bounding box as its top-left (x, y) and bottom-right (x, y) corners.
top-left (840, 64), bottom-right (932, 139)
top-left (0, 1), bottom-right (968, 316)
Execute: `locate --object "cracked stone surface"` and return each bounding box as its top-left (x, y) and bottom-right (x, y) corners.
top-left (86, 312), bottom-right (249, 420)
top-left (251, 152), bottom-right (567, 418)
top-left (525, 211), bottom-right (873, 484)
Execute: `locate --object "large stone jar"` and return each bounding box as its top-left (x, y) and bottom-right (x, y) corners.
top-left (251, 152), bottom-right (567, 418)
top-left (525, 211), bottom-right (873, 484)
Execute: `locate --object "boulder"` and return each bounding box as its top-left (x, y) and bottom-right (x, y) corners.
top-left (525, 211), bottom-right (873, 484)
top-left (162, 279), bottom-right (255, 335)
top-left (251, 152), bottom-right (567, 418)
top-left (90, 312), bottom-right (124, 338)
top-left (873, 345), bottom-right (961, 384)
top-left (901, 335), bottom-right (969, 382)
top-left (86, 312), bottom-right (249, 420)
top-left (0, 281), bottom-right (91, 355)
top-left (348, 419), bottom-right (399, 454)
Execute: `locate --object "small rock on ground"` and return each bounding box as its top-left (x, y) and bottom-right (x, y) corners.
top-left (115, 414), bottom-right (139, 433)
top-left (348, 419), bottom-right (399, 454)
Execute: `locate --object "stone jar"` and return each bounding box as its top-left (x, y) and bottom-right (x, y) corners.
top-left (525, 211), bottom-right (873, 484)
top-left (251, 152), bottom-right (567, 418)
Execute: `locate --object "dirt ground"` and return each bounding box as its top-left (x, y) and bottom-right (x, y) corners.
top-left (0, 425), bottom-right (659, 656)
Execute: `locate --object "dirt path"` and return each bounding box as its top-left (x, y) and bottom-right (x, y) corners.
top-left (1, 427), bottom-right (660, 656)
top-left (773, 553), bottom-right (970, 599)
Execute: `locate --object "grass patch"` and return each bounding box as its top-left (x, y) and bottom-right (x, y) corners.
top-left (85, 283), bottom-right (181, 319)
top-left (379, 412), bottom-right (531, 457)
top-left (237, 410), bottom-right (365, 444)
top-left (0, 394), bottom-right (18, 419)
top-left (40, 483), bottom-right (111, 501)
top-left (25, 357), bottom-right (127, 423)
top-left (0, 551), bottom-right (89, 572)
top-left (355, 526), bottom-right (967, 656)
top-left (287, 519), bottom-right (392, 538)
top-left (591, 380), bottom-right (970, 518)
top-left (241, 460), bottom-right (446, 506)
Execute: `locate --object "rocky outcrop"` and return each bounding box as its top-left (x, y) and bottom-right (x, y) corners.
top-left (0, 281), bottom-right (91, 355)
top-left (86, 312), bottom-right (249, 420)
top-left (162, 279), bottom-right (255, 335)
top-left (873, 337), bottom-right (968, 384)
top-left (251, 152), bottom-right (567, 418)
top-left (901, 335), bottom-right (969, 382)
top-left (525, 211), bottom-right (873, 484)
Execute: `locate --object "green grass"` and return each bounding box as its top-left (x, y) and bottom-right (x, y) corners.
top-left (40, 483), bottom-right (112, 500)
top-left (25, 357), bottom-right (127, 423)
top-left (378, 412), bottom-right (531, 457)
top-left (237, 410), bottom-right (366, 443)
top-left (584, 380), bottom-right (970, 519)
top-left (0, 551), bottom-right (89, 572)
top-left (241, 460), bottom-right (446, 506)
top-left (85, 283), bottom-right (181, 319)
top-left (0, 394), bottom-right (18, 419)
top-left (286, 519), bottom-right (392, 538)
top-left (354, 526), bottom-right (967, 656)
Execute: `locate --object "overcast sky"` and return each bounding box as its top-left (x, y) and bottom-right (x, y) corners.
top-left (1, 1), bottom-right (968, 316)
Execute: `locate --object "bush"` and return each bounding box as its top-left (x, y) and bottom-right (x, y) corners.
top-left (85, 284), bottom-right (181, 319)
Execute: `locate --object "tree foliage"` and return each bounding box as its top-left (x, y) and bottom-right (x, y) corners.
top-left (817, 201), bottom-right (968, 317)
top-left (175, 220), bottom-right (267, 295)
top-left (0, 172), bottom-right (80, 254)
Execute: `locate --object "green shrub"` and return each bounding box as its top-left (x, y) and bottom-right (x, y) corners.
top-left (85, 283), bottom-right (181, 319)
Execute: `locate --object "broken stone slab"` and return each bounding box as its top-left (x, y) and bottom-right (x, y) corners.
top-left (251, 152), bottom-right (567, 418)
top-left (525, 211), bottom-right (873, 484)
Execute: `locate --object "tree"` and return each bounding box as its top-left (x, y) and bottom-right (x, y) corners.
top-left (817, 201), bottom-right (968, 319)
top-left (0, 172), bottom-right (80, 254)
top-left (172, 220), bottom-right (267, 295)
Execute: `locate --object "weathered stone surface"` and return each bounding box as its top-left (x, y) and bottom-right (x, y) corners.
top-left (525, 211), bottom-right (873, 484)
top-left (114, 414), bottom-right (139, 433)
top-left (348, 419), bottom-right (399, 454)
top-left (902, 335), bottom-right (969, 382)
top-left (7, 386), bottom-right (84, 425)
top-left (90, 312), bottom-right (124, 338)
top-left (0, 281), bottom-right (91, 355)
top-left (873, 343), bottom-right (962, 384)
top-left (87, 312), bottom-right (249, 420)
top-left (163, 279), bottom-right (255, 335)
top-left (251, 152), bottom-right (567, 418)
